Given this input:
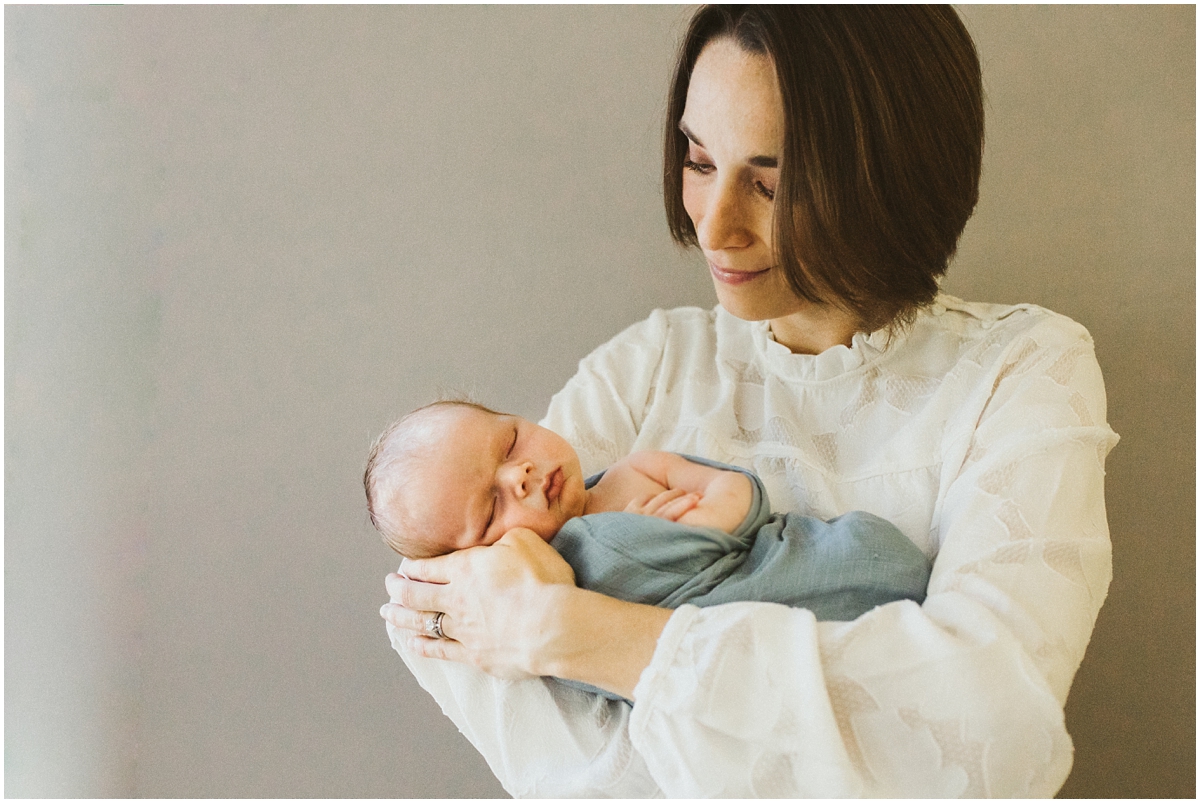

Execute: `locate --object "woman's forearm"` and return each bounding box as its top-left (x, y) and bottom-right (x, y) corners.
top-left (384, 528), bottom-right (672, 699)
top-left (537, 586), bottom-right (673, 701)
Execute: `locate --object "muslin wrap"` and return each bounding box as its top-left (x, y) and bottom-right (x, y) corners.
top-left (551, 455), bottom-right (931, 701)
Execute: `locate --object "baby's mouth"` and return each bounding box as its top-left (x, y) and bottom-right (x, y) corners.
top-left (543, 467), bottom-right (564, 505)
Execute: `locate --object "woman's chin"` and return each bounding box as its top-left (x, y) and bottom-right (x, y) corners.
top-left (714, 279), bottom-right (810, 324)
top-left (715, 291), bottom-right (788, 323)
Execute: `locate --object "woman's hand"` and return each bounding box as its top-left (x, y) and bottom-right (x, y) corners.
top-left (380, 527), bottom-right (576, 680)
top-left (381, 526), bottom-right (674, 699)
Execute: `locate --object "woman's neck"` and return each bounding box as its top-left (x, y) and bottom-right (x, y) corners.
top-left (768, 303), bottom-right (861, 355)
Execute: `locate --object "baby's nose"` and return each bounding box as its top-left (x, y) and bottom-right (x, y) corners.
top-left (502, 461), bottom-right (536, 497)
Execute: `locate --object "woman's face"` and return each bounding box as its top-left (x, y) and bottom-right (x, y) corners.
top-left (680, 38), bottom-right (805, 323)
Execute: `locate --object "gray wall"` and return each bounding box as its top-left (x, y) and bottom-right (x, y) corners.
top-left (5, 5), bottom-right (1193, 798)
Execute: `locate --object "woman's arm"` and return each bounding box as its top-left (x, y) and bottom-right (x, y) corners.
top-left (387, 613), bottom-right (661, 797)
top-left (621, 318), bottom-right (1117, 797)
top-left (386, 529), bottom-right (672, 700)
top-left (383, 529), bottom-right (671, 797)
top-left (385, 307), bottom-right (1115, 797)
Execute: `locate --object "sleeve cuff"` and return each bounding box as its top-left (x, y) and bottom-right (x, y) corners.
top-left (628, 604), bottom-right (701, 741)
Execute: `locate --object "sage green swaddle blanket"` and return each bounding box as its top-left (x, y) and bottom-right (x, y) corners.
top-left (550, 455), bottom-right (931, 702)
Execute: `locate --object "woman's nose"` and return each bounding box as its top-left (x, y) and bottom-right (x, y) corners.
top-left (696, 178), bottom-right (752, 252)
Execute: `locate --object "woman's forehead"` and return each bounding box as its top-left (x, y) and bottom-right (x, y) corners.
top-left (683, 40), bottom-right (783, 156)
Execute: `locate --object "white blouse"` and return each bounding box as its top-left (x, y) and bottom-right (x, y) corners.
top-left (389, 295), bottom-right (1118, 797)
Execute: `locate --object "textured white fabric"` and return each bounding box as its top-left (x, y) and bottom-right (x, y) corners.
top-left (390, 295), bottom-right (1117, 797)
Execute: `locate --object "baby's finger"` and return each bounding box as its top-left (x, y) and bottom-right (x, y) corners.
top-left (656, 492), bottom-right (700, 521)
top-left (623, 492), bottom-right (657, 514)
top-left (641, 488), bottom-right (689, 516)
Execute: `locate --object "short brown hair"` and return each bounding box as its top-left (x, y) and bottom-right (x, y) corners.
top-left (664, 5), bottom-right (984, 331)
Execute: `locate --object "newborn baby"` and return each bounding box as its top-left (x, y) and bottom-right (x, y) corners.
top-left (366, 399), bottom-right (758, 558)
top-left (366, 400), bottom-right (930, 699)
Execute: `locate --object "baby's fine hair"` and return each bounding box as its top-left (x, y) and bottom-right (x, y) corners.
top-left (364, 397), bottom-right (504, 557)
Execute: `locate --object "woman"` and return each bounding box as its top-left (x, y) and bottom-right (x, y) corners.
top-left (381, 6), bottom-right (1117, 797)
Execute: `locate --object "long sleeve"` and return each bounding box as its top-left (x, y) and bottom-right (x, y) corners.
top-left (388, 300), bottom-right (1117, 797)
top-left (388, 625), bottom-right (663, 798)
top-left (539, 309), bottom-right (672, 476)
top-left (624, 311), bottom-right (1117, 797)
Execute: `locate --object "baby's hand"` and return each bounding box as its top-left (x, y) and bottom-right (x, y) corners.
top-left (625, 488), bottom-right (701, 522)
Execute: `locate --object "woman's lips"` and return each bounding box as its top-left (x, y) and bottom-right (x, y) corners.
top-left (708, 261), bottom-right (771, 285)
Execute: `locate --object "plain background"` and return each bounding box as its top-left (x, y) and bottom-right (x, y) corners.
top-left (5, 5), bottom-right (1194, 798)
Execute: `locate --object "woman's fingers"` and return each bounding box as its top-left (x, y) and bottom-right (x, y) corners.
top-left (398, 552), bottom-right (459, 584)
top-left (384, 530), bottom-right (555, 617)
top-left (407, 634), bottom-right (467, 662)
top-left (381, 603), bottom-right (459, 642)
top-left (380, 602), bottom-right (433, 633)
top-left (385, 573), bottom-right (452, 612)
top-left (381, 527), bottom-right (575, 680)
top-left (384, 572), bottom-right (406, 599)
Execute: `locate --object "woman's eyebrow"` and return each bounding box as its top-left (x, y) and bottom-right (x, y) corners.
top-left (679, 121), bottom-right (704, 147)
top-left (678, 121), bottom-right (778, 168)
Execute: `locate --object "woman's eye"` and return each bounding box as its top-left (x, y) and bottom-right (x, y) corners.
top-left (755, 181), bottom-right (776, 201)
top-left (683, 158), bottom-right (714, 175)
top-left (507, 427), bottom-right (518, 457)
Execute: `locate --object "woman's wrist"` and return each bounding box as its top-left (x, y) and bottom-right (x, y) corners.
top-left (536, 584), bottom-right (674, 701)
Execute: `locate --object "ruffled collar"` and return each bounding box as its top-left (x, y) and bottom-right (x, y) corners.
top-left (722, 307), bottom-right (899, 383)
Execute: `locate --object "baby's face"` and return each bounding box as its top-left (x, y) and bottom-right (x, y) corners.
top-left (399, 406), bottom-right (588, 555)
